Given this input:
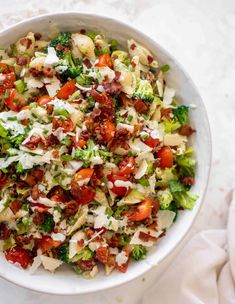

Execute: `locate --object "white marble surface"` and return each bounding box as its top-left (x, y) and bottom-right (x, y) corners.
top-left (0, 0), bottom-right (235, 303)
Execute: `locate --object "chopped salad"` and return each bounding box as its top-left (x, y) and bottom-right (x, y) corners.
top-left (0, 30), bottom-right (197, 278)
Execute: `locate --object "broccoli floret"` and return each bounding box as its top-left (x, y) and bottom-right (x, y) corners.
top-left (156, 167), bottom-right (177, 188)
top-left (73, 248), bottom-right (94, 261)
top-left (49, 32), bottom-right (71, 57)
top-left (118, 234), bottom-right (131, 246)
top-left (131, 245), bottom-right (147, 261)
top-left (169, 180), bottom-right (197, 210)
top-left (39, 214), bottom-right (55, 233)
top-left (173, 105), bottom-right (189, 125)
top-left (157, 189), bottom-right (173, 209)
top-left (57, 244), bottom-right (70, 264)
top-left (176, 155), bottom-right (196, 177)
top-left (133, 79), bottom-right (154, 102)
top-left (61, 51), bottom-right (83, 80)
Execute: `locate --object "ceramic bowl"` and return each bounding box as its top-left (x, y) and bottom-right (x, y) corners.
top-left (0, 12), bottom-right (211, 295)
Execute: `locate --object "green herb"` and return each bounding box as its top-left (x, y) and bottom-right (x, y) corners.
top-left (127, 115), bottom-right (133, 122)
top-left (105, 206), bottom-right (113, 217)
top-left (39, 214), bottom-right (55, 233)
top-left (49, 32), bottom-right (71, 57)
top-left (140, 133), bottom-right (149, 141)
top-left (73, 265), bottom-right (83, 275)
top-left (138, 177), bottom-right (150, 187)
top-left (57, 244), bottom-right (70, 264)
top-left (110, 39), bottom-right (118, 51)
top-left (141, 114), bottom-right (148, 120)
top-left (114, 205), bottom-right (130, 219)
top-left (160, 64), bottom-right (170, 73)
top-left (4, 89), bottom-right (10, 99)
top-left (16, 162), bottom-right (24, 173)
top-left (131, 245), bottom-right (147, 261)
top-left (14, 79), bottom-right (27, 93)
top-left (173, 105), bottom-right (189, 125)
top-left (55, 108), bottom-right (70, 118)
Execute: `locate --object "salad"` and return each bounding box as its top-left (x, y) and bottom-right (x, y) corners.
top-left (0, 30), bottom-right (197, 278)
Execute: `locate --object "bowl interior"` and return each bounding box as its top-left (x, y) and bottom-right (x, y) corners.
top-left (0, 13), bottom-right (211, 295)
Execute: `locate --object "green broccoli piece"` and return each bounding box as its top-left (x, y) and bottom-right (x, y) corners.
top-left (173, 105), bottom-right (189, 125)
top-left (156, 167), bottom-right (177, 188)
top-left (131, 245), bottom-right (147, 261)
top-left (73, 248), bottom-right (94, 261)
top-left (133, 79), bottom-right (154, 102)
top-left (39, 214), bottom-right (55, 233)
top-left (111, 50), bottom-right (129, 64)
top-left (49, 32), bottom-right (71, 57)
top-left (57, 244), bottom-right (70, 264)
top-left (76, 73), bottom-right (94, 87)
top-left (61, 51), bottom-right (83, 80)
top-left (176, 155), bottom-right (196, 177)
top-left (157, 189), bottom-right (173, 209)
top-left (169, 180), bottom-right (197, 209)
top-left (118, 234), bottom-right (131, 246)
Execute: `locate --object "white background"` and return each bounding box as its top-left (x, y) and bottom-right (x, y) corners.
top-left (0, 0), bottom-right (235, 303)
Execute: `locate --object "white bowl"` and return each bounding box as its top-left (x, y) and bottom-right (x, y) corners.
top-left (0, 12), bottom-right (211, 295)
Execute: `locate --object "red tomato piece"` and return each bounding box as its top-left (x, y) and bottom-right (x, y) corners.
top-left (76, 186), bottom-right (96, 205)
top-left (143, 135), bottom-right (160, 148)
top-left (40, 236), bottom-right (61, 253)
top-left (118, 156), bottom-right (135, 177)
top-left (107, 175), bottom-right (130, 197)
top-left (57, 80), bottom-right (77, 100)
top-left (37, 95), bottom-right (52, 106)
top-left (52, 117), bottom-right (74, 132)
top-left (100, 120), bottom-right (116, 143)
top-left (49, 186), bottom-right (68, 203)
top-left (0, 72), bottom-right (16, 94)
top-left (127, 198), bottom-right (153, 221)
top-left (73, 168), bottom-right (94, 183)
top-left (95, 53), bottom-right (113, 68)
top-left (5, 246), bottom-right (32, 269)
top-left (9, 200), bottom-right (22, 214)
top-left (157, 146), bottom-right (174, 168)
top-left (4, 88), bottom-right (22, 112)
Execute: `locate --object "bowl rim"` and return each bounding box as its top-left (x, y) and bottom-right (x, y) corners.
top-left (0, 11), bottom-right (212, 295)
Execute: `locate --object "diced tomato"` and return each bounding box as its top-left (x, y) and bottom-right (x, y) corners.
top-left (118, 156), bottom-right (135, 177)
top-left (75, 186), bottom-right (96, 205)
top-left (0, 63), bottom-right (14, 74)
top-left (95, 53), bottom-right (113, 68)
top-left (52, 117), bottom-right (74, 132)
top-left (40, 236), bottom-right (61, 253)
top-left (107, 175), bottom-right (130, 197)
top-left (134, 98), bottom-right (148, 114)
top-left (143, 136), bottom-right (160, 149)
top-left (5, 246), bottom-right (32, 269)
top-left (127, 198), bottom-right (153, 221)
top-left (4, 88), bottom-right (23, 112)
top-left (73, 168), bottom-right (94, 184)
top-left (100, 120), bottom-right (116, 143)
top-left (37, 95), bottom-right (52, 106)
top-left (57, 80), bottom-right (77, 100)
top-left (157, 146), bottom-right (173, 168)
top-left (95, 246), bottom-right (110, 264)
top-left (9, 200), bottom-right (22, 214)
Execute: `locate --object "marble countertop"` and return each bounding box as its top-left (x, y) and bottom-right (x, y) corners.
top-left (0, 0), bottom-right (235, 303)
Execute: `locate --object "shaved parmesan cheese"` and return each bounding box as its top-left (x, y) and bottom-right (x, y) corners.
top-left (49, 98), bottom-right (75, 114)
top-left (116, 251), bottom-right (128, 266)
top-left (29, 254), bottom-right (42, 274)
top-left (93, 206), bottom-right (124, 232)
top-left (96, 66), bottom-right (116, 84)
top-left (114, 180), bottom-right (133, 188)
top-left (89, 242), bottom-right (101, 252)
top-left (28, 196), bottom-right (57, 207)
top-left (0, 119), bottom-right (25, 136)
top-left (91, 155), bottom-right (103, 166)
top-left (69, 230), bottom-right (86, 259)
top-left (130, 227), bottom-right (160, 247)
top-left (134, 159), bottom-right (148, 179)
top-left (25, 77), bottom-right (43, 89)
top-left (40, 255), bottom-right (63, 272)
top-left (45, 47), bottom-right (60, 65)
top-left (163, 86), bottom-right (175, 105)
top-left (129, 138), bottom-right (152, 153)
top-left (163, 134), bottom-right (187, 146)
top-left (67, 206), bottom-right (88, 236)
top-left (149, 174), bottom-right (156, 193)
top-left (44, 77), bottom-right (61, 97)
top-left (157, 210), bottom-right (176, 230)
top-left (116, 123), bottom-right (134, 133)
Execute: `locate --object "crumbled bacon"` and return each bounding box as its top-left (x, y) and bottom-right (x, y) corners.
top-left (130, 43), bottom-right (136, 50)
top-left (34, 32), bottom-right (42, 40)
top-left (33, 210), bottom-right (45, 225)
top-left (115, 71), bottom-right (121, 80)
top-left (147, 55), bottom-right (154, 64)
top-left (179, 124), bottom-right (196, 136)
top-left (134, 98), bottom-right (148, 114)
top-left (20, 37), bottom-right (32, 49)
top-left (29, 67), bottom-right (43, 77)
top-left (0, 172), bottom-right (8, 190)
top-left (9, 200), bottom-right (22, 214)
top-left (24, 168), bottom-right (44, 186)
top-left (83, 58), bottom-right (92, 68)
top-left (161, 108), bottom-right (173, 121)
top-left (139, 231), bottom-right (157, 243)
top-left (0, 223), bottom-right (11, 240)
top-left (63, 200), bottom-right (80, 217)
top-left (45, 134), bottom-right (59, 147)
top-left (118, 93), bottom-right (133, 107)
top-left (77, 258), bottom-right (95, 271)
top-left (181, 176), bottom-right (195, 186)
top-left (23, 135), bottom-right (42, 150)
top-left (80, 28), bottom-right (86, 34)
top-left (107, 235), bottom-right (119, 248)
top-left (95, 246), bottom-right (110, 264)
top-left (31, 184), bottom-right (40, 200)
top-left (108, 128), bottom-right (131, 151)
top-left (16, 56), bottom-right (29, 66)
top-left (15, 235), bottom-right (32, 245)
top-left (102, 81), bottom-right (122, 94)
top-left (42, 67), bottom-right (54, 78)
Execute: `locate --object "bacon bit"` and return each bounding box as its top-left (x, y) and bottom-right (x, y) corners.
top-left (31, 184), bottom-right (40, 200)
top-left (16, 56), bottom-right (29, 66)
top-left (29, 67), bottom-right (43, 77)
top-left (46, 104), bottom-right (53, 115)
top-left (33, 210), bottom-right (45, 225)
top-left (85, 229), bottom-right (95, 238)
top-left (23, 135), bottom-right (42, 150)
top-left (139, 231), bottom-right (157, 243)
top-left (15, 235), bottom-right (32, 245)
top-left (77, 259), bottom-right (95, 271)
top-left (21, 119), bottom-right (28, 126)
top-left (108, 128), bottom-right (131, 151)
top-left (0, 171), bottom-right (8, 190)
top-left (118, 93), bottom-right (133, 107)
top-left (95, 246), bottom-right (110, 264)
top-left (31, 169), bottom-right (44, 181)
top-left (102, 81), bottom-right (122, 94)
top-left (147, 55), bottom-right (154, 64)
top-left (161, 108), bottom-right (173, 121)
top-left (83, 58), bottom-right (92, 68)
top-left (179, 124), bottom-right (196, 136)
top-left (134, 98), bottom-right (148, 114)
top-left (42, 67), bottom-right (54, 78)
top-left (91, 165), bottom-right (104, 186)
top-left (52, 150), bottom-right (60, 158)
top-left (20, 37), bottom-right (32, 49)
top-left (9, 200), bottom-right (22, 214)
top-left (107, 235), bottom-right (119, 248)
top-left (80, 28), bottom-right (86, 34)
top-left (48, 186), bottom-right (68, 203)
top-left (90, 89), bottom-right (115, 121)
top-left (152, 198), bottom-right (160, 214)
top-left (131, 61), bottom-right (136, 68)
top-left (130, 43), bottom-right (136, 50)
top-left (77, 239), bottom-right (84, 247)
top-left (0, 223), bottom-right (11, 240)
top-left (181, 176), bottom-right (195, 186)
top-left (34, 32), bottom-right (42, 40)
top-left (63, 200), bottom-right (80, 217)
top-left (45, 134), bottom-right (59, 147)
top-left (115, 71), bottom-right (121, 80)
top-left (107, 254), bottom-right (116, 267)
